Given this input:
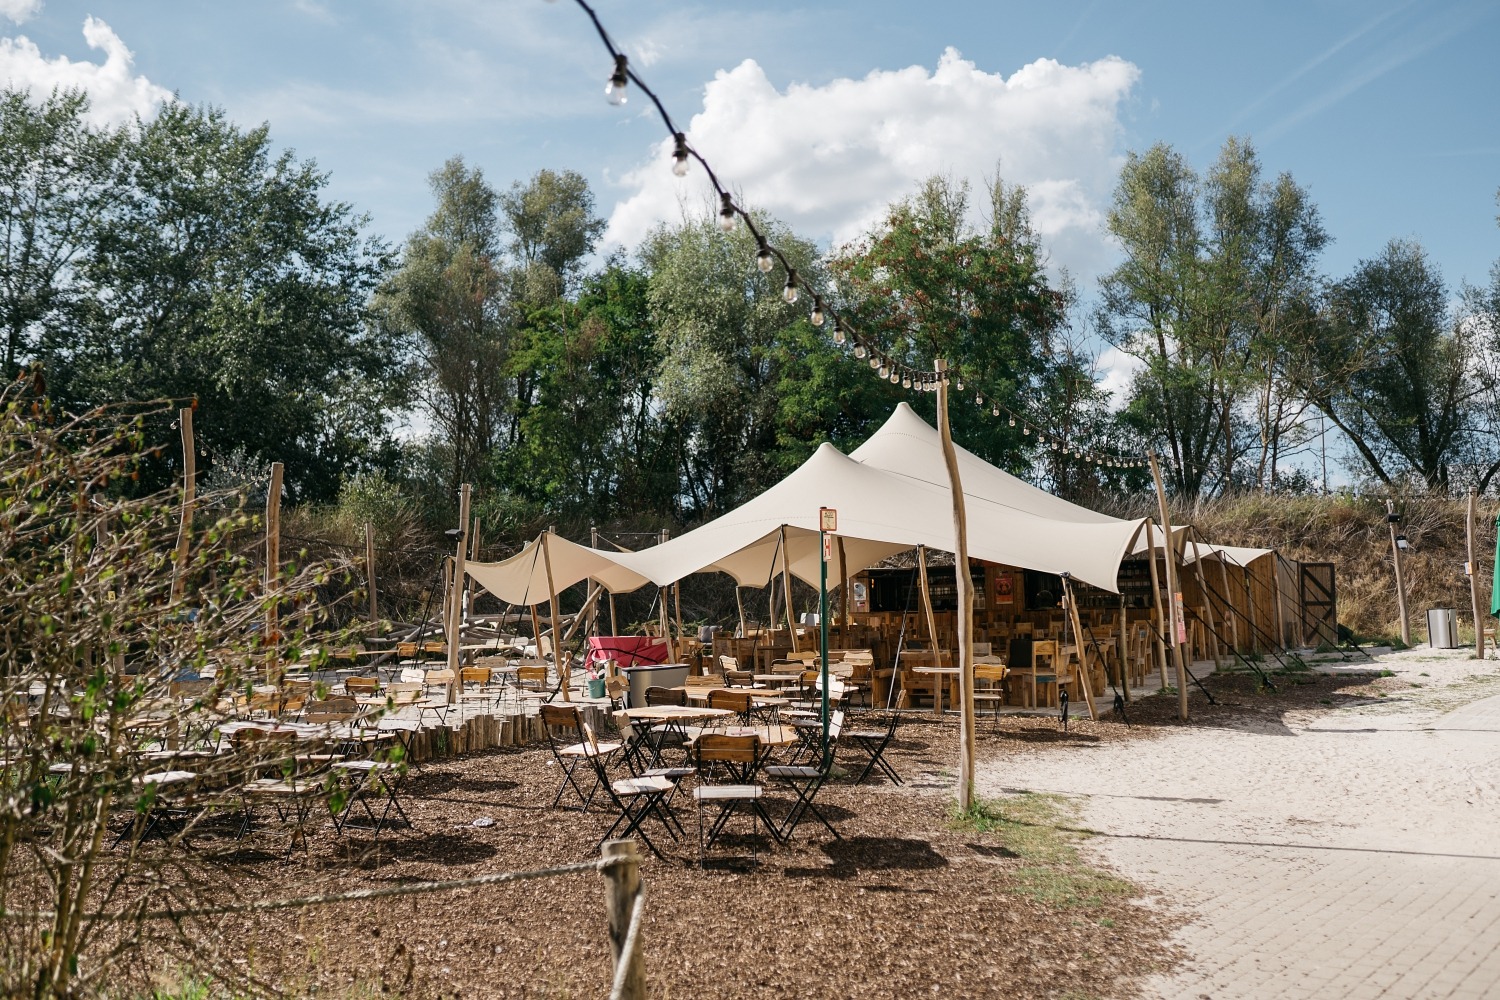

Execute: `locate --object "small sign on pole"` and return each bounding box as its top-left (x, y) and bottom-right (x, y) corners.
top-left (820, 507), bottom-right (837, 533)
top-left (1173, 592), bottom-right (1188, 644)
top-left (823, 534), bottom-right (834, 561)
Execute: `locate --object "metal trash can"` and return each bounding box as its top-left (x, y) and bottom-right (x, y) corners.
top-left (619, 663), bottom-right (690, 708)
top-left (1426, 608), bottom-right (1460, 649)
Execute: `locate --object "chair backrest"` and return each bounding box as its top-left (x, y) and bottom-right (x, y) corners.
top-left (975, 663), bottom-right (1008, 683)
top-left (972, 641), bottom-right (992, 656)
top-left (1031, 640), bottom-right (1057, 668)
top-left (539, 703), bottom-right (580, 734)
top-left (770, 659), bottom-right (804, 675)
top-left (694, 733), bottom-right (760, 769)
top-left (707, 689), bottom-right (753, 714)
top-left (424, 668), bottom-right (455, 688)
top-left (1013, 622), bottom-right (1034, 637)
top-left (399, 666), bottom-right (425, 684)
top-left (517, 665), bottom-right (547, 686)
top-left (461, 667), bottom-right (489, 686)
top-left (605, 676), bottom-right (628, 702)
top-left (303, 697), bottom-right (359, 724)
top-left (611, 710), bottom-right (637, 742)
top-left (684, 674), bottom-right (721, 689)
top-left (344, 676), bottom-right (380, 698)
top-left (717, 654), bottom-right (739, 673)
top-left (644, 686), bottom-right (686, 707)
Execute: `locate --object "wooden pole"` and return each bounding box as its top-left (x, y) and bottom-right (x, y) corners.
top-left (466, 516), bottom-right (481, 611)
top-left (1218, 553), bottom-right (1239, 653)
top-left (658, 529), bottom-right (678, 663)
top-left (1148, 453), bottom-right (1189, 720)
top-left (1119, 593), bottom-right (1129, 702)
top-left (1059, 577), bottom-right (1098, 720)
top-left (542, 528), bottom-right (570, 701)
top-left (588, 527), bottom-right (603, 638)
top-left (837, 536), bottom-right (850, 641)
top-left (734, 586), bottom-right (748, 637)
top-left (1188, 536), bottom-right (1222, 669)
top-left (916, 545), bottom-right (940, 652)
top-left (1143, 520), bottom-right (1170, 688)
top-left (779, 525), bottom-right (800, 654)
top-left (1469, 491), bottom-right (1485, 659)
top-left (445, 484), bottom-right (471, 704)
top-left (1244, 563), bottom-right (1261, 652)
top-left (170, 406), bottom-right (196, 602)
top-left (364, 521), bottom-right (379, 623)
top-left (1270, 554), bottom-right (1290, 651)
top-left (935, 360), bottom-right (976, 809)
top-left (1386, 498), bottom-right (1411, 646)
top-left (601, 839), bottom-right (645, 1000)
top-left (265, 461), bottom-right (283, 684)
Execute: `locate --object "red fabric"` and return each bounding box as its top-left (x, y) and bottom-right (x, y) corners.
top-left (586, 635), bottom-right (669, 667)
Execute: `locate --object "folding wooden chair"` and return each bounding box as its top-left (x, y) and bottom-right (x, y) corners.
top-left (539, 704), bottom-right (620, 811)
top-left (584, 725), bottom-right (682, 860)
top-left (691, 734), bottom-right (780, 865)
top-left (844, 709), bottom-right (903, 785)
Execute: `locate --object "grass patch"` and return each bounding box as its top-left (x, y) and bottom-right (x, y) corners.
top-left (1377, 669), bottom-right (1396, 678)
top-left (951, 793), bottom-right (1134, 910)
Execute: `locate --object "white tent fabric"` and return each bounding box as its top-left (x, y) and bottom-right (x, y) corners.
top-left (605, 442), bottom-right (1146, 593)
top-left (465, 532), bottom-right (652, 606)
top-left (1183, 541), bottom-right (1274, 567)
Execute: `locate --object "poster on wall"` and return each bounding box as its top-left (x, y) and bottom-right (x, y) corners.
top-left (995, 573), bottom-right (1014, 605)
top-left (853, 581), bottom-right (869, 612)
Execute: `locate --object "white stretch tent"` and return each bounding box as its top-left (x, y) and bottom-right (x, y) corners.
top-left (466, 532), bottom-right (652, 606)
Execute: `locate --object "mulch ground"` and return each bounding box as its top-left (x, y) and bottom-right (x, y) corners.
top-left (112, 668), bottom-right (1391, 999)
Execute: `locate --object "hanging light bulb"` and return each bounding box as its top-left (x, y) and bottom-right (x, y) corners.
top-left (832, 323), bottom-right (845, 344)
top-left (783, 271), bottom-right (799, 304)
top-left (671, 133), bottom-right (691, 177)
top-left (901, 373), bottom-right (912, 389)
top-left (956, 377), bottom-right (964, 391)
top-left (854, 343), bottom-right (867, 359)
top-left (1023, 426), bottom-right (1031, 436)
top-left (810, 298), bottom-right (825, 327)
top-left (606, 54), bottom-right (629, 106)
top-left (878, 363), bottom-right (888, 378)
top-left (992, 404), bottom-right (1000, 416)
top-left (756, 240), bottom-right (774, 273)
top-left (975, 392), bottom-right (983, 406)
top-left (718, 193), bottom-right (738, 232)
top-left (1008, 415), bottom-right (1016, 427)
top-left (868, 356), bottom-right (879, 370)
top-left (889, 370), bottom-right (900, 384)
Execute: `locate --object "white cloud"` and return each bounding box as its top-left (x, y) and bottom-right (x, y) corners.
top-left (1095, 344), bottom-right (1143, 410)
top-left (0, 0), bottom-right (40, 25)
top-left (0, 17), bottom-right (172, 123)
top-left (604, 48), bottom-right (1138, 283)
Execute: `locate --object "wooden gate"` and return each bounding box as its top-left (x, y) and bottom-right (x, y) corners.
top-left (1298, 562), bottom-right (1337, 647)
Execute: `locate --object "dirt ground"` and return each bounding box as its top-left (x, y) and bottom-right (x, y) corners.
top-left (107, 666), bottom-right (1401, 999)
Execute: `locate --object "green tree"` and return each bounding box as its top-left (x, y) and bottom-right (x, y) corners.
top-left (829, 175), bottom-right (1068, 474)
top-left (0, 88), bottom-right (121, 375)
top-left (1098, 138), bottom-right (1326, 497)
top-left (498, 167), bottom-right (607, 304)
top-left (40, 103), bottom-right (400, 502)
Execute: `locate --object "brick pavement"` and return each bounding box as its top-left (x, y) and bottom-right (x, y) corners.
top-left (979, 672), bottom-right (1500, 999)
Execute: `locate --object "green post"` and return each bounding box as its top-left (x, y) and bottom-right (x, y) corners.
top-left (820, 529), bottom-right (831, 769)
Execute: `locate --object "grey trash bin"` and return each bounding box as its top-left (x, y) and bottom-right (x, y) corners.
top-left (619, 662), bottom-right (691, 708)
top-left (1426, 608), bottom-right (1460, 649)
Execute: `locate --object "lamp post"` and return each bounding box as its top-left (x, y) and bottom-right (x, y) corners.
top-left (1386, 499), bottom-right (1411, 646)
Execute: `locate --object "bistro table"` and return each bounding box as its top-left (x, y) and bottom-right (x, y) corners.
top-left (620, 705), bottom-right (735, 767)
top-left (911, 665), bottom-right (962, 717)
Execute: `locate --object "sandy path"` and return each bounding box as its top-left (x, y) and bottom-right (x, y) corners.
top-left (978, 648), bottom-right (1500, 999)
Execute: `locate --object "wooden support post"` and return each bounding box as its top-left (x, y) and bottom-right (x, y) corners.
top-left (935, 359), bottom-right (976, 809)
top-left (466, 516), bottom-right (481, 610)
top-left (837, 536), bottom-right (850, 640)
top-left (734, 586), bottom-right (747, 637)
top-left (1060, 577), bottom-right (1097, 720)
top-left (364, 521), bottom-right (379, 623)
top-left (1270, 554), bottom-right (1289, 651)
top-left (1244, 564), bottom-right (1261, 652)
top-left (1219, 554), bottom-right (1239, 653)
top-left (779, 525), bottom-right (799, 654)
top-left (601, 839), bottom-right (645, 1000)
top-left (1148, 453), bottom-right (1189, 720)
top-left (1119, 593), bottom-right (1130, 702)
top-left (265, 461), bottom-right (283, 684)
top-left (916, 545), bottom-right (940, 653)
top-left (1188, 536), bottom-right (1222, 669)
top-left (542, 527), bottom-right (568, 701)
top-left (170, 406), bottom-right (196, 602)
top-left (588, 527), bottom-right (602, 638)
top-left (1469, 491), bottom-right (1485, 659)
top-left (1386, 498), bottom-right (1411, 647)
top-left (1143, 520), bottom-right (1170, 688)
top-left (445, 484), bottom-right (471, 704)
top-left (658, 529), bottom-right (677, 664)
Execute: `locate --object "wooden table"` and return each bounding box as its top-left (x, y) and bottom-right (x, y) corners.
top-left (677, 688), bottom-right (789, 708)
top-left (752, 673), bottom-right (805, 689)
top-left (620, 705), bottom-right (735, 723)
top-left (911, 665), bottom-right (961, 716)
top-left (699, 723), bottom-right (799, 749)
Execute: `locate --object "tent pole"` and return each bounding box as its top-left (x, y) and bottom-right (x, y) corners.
top-left (265, 461), bottom-right (283, 685)
top-left (587, 527), bottom-right (602, 639)
top-left (170, 406), bottom-right (196, 603)
top-left (445, 484), bottom-right (471, 704)
top-left (1119, 593), bottom-right (1129, 702)
top-left (1219, 554), bottom-right (1239, 653)
top-left (1060, 577), bottom-right (1098, 720)
top-left (364, 521), bottom-right (379, 624)
top-left (1469, 492), bottom-right (1485, 659)
top-left (1188, 535), bottom-right (1223, 670)
top-left (1386, 498), bottom-right (1412, 647)
top-left (916, 545), bottom-right (940, 653)
top-left (1271, 553), bottom-right (1290, 652)
top-left (734, 586), bottom-right (747, 637)
top-left (779, 525), bottom-right (799, 653)
top-left (1144, 520), bottom-right (1170, 689)
top-left (935, 359), bottom-right (977, 809)
top-left (466, 516), bottom-right (481, 611)
top-left (542, 527), bottom-right (569, 701)
top-left (1148, 452), bottom-right (1189, 721)
top-left (837, 536), bottom-right (850, 646)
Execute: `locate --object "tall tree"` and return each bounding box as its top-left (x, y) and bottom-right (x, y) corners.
top-left (379, 157), bottom-right (511, 496)
top-left (830, 175), bottom-right (1068, 474)
top-left (1098, 138), bottom-right (1325, 497)
top-left (40, 103), bottom-right (399, 502)
top-left (0, 88), bottom-right (120, 376)
top-left (498, 168), bottom-right (606, 304)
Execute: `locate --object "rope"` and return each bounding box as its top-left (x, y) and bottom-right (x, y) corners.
top-left (608, 888), bottom-right (646, 1000)
top-left (0, 857), bottom-right (627, 923)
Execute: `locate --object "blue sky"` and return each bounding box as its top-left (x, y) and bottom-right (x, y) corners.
top-left (3, 0), bottom-right (1498, 476)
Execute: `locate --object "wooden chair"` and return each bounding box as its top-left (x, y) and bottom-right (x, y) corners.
top-left (974, 662), bottom-right (1009, 718)
top-left (539, 704), bottom-right (620, 811)
top-left (516, 665), bottom-right (548, 693)
top-left (691, 734), bottom-right (777, 865)
top-left (707, 688), bottom-right (754, 723)
top-left (1022, 640), bottom-right (1058, 708)
top-left (344, 676), bottom-right (380, 699)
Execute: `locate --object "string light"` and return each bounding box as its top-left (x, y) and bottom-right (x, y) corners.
top-left (605, 54), bottom-right (629, 105)
top-left (569, 0), bottom-right (1151, 468)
